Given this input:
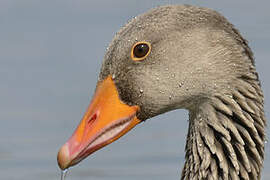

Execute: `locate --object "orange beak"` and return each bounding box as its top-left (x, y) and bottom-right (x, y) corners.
top-left (57, 75), bottom-right (141, 170)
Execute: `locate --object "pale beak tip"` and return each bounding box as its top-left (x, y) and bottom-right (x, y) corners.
top-left (57, 144), bottom-right (71, 170)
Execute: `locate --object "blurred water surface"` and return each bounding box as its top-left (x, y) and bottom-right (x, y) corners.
top-left (0, 0), bottom-right (269, 179)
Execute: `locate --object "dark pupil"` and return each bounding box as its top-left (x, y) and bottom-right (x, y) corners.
top-left (134, 43), bottom-right (149, 58)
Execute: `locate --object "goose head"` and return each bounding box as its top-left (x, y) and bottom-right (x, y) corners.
top-left (57, 5), bottom-right (265, 179)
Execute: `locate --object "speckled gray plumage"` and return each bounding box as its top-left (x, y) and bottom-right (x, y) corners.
top-left (98, 5), bottom-right (266, 180)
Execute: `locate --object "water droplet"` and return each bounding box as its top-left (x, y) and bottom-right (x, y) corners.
top-left (178, 82), bottom-right (184, 87)
top-left (171, 73), bottom-right (175, 78)
top-left (199, 143), bottom-right (202, 147)
top-left (169, 95), bottom-right (172, 99)
top-left (226, 94), bottom-right (233, 99)
top-left (61, 169), bottom-right (68, 180)
top-left (265, 140), bottom-right (268, 144)
top-left (159, 90), bottom-right (165, 94)
top-left (128, 39), bottom-right (131, 42)
top-left (165, 68), bottom-right (169, 71)
top-left (112, 74), bottom-right (116, 80)
top-left (139, 89), bottom-right (144, 93)
top-left (156, 77), bottom-right (160, 80)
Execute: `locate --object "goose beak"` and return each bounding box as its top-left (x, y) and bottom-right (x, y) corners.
top-left (57, 75), bottom-right (141, 170)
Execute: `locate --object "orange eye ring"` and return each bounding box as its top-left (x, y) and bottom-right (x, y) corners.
top-left (131, 41), bottom-right (151, 61)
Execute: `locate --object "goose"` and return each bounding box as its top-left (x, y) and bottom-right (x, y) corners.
top-left (57, 5), bottom-right (266, 180)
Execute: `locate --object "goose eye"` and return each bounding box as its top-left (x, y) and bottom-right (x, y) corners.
top-left (131, 41), bottom-right (151, 61)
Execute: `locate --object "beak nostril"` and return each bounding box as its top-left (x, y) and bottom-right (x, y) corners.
top-left (88, 113), bottom-right (97, 125)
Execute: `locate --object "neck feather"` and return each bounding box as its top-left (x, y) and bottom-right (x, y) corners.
top-left (181, 77), bottom-right (266, 180)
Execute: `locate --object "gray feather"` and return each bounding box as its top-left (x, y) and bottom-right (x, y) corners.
top-left (100, 4), bottom-right (267, 180)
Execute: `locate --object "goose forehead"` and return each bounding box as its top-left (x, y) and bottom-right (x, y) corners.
top-left (103, 5), bottom-right (233, 62)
